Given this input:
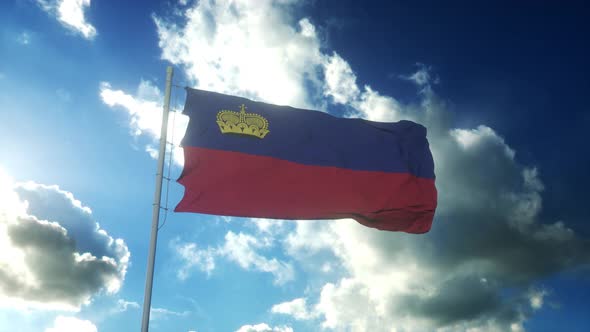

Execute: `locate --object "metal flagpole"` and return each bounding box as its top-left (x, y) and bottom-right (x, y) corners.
top-left (141, 66), bottom-right (174, 332)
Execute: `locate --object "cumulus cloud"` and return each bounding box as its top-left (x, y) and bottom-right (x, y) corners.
top-left (0, 168), bottom-right (129, 311)
top-left (235, 323), bottom-right (293, 332)
top-left (220, 231), bottom-right (294, 285)
top-left (172, 231), bottom-right (294, 285)
top-left (271, 298), bottom-right (317, 320)
top-left (153, 0), bottom-right (324, 109)
top-left (45, 316), bottom-right (97, 332)
top-left (36, 0), bottom-right (97, 39)
top-left (172, 239), bottom-right (216, 279)
top-left (100, 80), bottom-right (188, 165)
top-left (323, 52), bottom-right (360, 105)
top-left (249, 218), bottom-right (287, 236)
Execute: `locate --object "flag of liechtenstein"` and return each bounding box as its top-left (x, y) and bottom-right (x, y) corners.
top-left (175, 88), bottom-right (437, 234)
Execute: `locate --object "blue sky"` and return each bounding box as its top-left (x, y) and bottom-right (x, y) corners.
top-left (1, 1), bottom-right (589, 331)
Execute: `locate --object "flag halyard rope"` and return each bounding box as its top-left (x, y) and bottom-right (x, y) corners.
top-left (157, 84), bottom-right (182, 231)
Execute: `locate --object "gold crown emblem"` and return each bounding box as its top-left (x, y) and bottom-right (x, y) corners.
top-left (216, 104), bottom-right (269, 139)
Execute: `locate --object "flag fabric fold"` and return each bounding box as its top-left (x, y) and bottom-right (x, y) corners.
top-left (175, 88), bottom-right (437, 233)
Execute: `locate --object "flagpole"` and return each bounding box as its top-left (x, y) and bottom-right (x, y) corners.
top-left (141, 66), bottom-right (174, 332)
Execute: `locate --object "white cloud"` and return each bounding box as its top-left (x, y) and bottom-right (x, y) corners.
top-left (154, 0), bottom-right (324, 109)
top-left (323, 53), bottom-right (360, 105)
top-left (451, 126), bottom-right (515, 159)
top-left (250, 218), bottom-right (287, 235)
top-left (150, 307), bottom-right (190, 320)
top-left (99, 81), bottom-right (162, 138)
top-left (0, 168), bottom-right (129, 311)
top-left (37, 0), bottom-right (97, 39)
top-left (284, 220), bottom-right (338, 258)
top-left (317, 278), bottom-right (403, 331)
top-left (220, 231), bottom-right (294, 285)
top-left (220, 216), bottom-right (233, 223)
top-left (100, 80), bottom-right (188, 165)
top-left (45, 316), bottom-right (97, 332)
top-left (353, 86), bottom-right (405, 122)
top-left (173, 231), bottom-right (294, 285)
top-left (528, 289), bottom-right (547, 310)
top-left (115, 299), bottom-right (140, 312)
top-left (401, 63), bottom-right (439, 87)
top-left (235, 323), bottom-right (293, 332)
top-left (17, 31), bottom-right (32, 45)
top-left (171, 240), bottom-right (216, 279)
top-left (271, 297), bottom-right (317, 320)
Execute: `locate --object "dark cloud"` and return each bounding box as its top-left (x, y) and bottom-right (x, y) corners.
top-left (399, 276), bottom-right (513, 326)
top-left (14, 184), bottom-right (117, 259)
top-left (427, 214), bottom-right (590, 284)
top-left (0, 181), bottom-right (129, 310)
top-left (361, 113), bottom-right (590, 328)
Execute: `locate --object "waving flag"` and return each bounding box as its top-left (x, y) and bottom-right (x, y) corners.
top-left (175, 88), bottom-right (437, 233)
